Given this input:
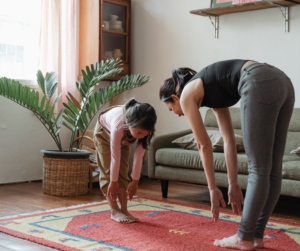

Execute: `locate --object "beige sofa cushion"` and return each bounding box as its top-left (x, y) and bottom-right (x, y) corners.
top-left (204, 108), bottom-right (300, 156)
top-left (155, 148), bottom-right (300, 176)
top-left (172, 130), bottom-right (245, 152)
top-left (282, 161), bottom-right (300, 180)
top-left (155, 149), bottom-right (248, 174)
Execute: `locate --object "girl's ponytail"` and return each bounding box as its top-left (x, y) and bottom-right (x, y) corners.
top-left (125, 98), bottom-right (138, 110)
top-left (125, 99), bottom-right (157, 150)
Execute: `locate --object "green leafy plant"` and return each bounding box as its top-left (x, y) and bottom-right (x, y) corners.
top-left (0, 71), bottom-right (64, 151)
top-left (0, 59), bottom-right (150, 152)
top-left (63, 59), bottom-right (150, 151)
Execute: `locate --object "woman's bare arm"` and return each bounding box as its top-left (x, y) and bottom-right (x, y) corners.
top-left (181, 79), bottom-right (226, 221)
top-left (181, 79), bottom-right (216, 189)
top-left (212, 108), bottom-right (238, 185)
top-left (213, 107), bottom-right (244, 213)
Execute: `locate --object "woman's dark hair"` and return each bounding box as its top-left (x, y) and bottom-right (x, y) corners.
top-left (124, 98), bottom-right (157, 149)
top-left (159, 67), bottom-right (196, 103)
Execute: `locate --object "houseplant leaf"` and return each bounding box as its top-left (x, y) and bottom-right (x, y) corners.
top-left (43, 100), bottom-right (50, 117)
top-left (68, 100), bottom-right (79, 115)
top-left (62, 122), bottom-right (73, 132)
top-left (0, 72), bottom-right (63, 151)
top-left (77, 118), bottom-right (85, 132)
top-left (39, 95), bottom-right (46, 114)
top-left (53, 107), bottom-right (65, 128)
top-left (54, 127), bottom-right (61, 135)
top-left (62, 115), bottom-right (75, 127)
top-left (48, 93), bottom-right (62, 122)
top-left (81, 111), bottom-right (88, 126)
top-left (81, 69), bottom-right (90, 87)
top-left (68, 92), bottom-right (81, 110)
top-left (96, 90), bottom-right (102, 108)
top-left (36, 70), bottom-right (45, 94)
top-left (34, 91), bottom-right (39, 111)
top-left (63, 102), bottom-right (76, 115)
top-left (65, 108), bottom-right (77, 120)
top-left (79, 78), bottom-right (88, 93)
top-left (76, 82), bottom-right (85, 99)
top-left (45, 72), bottom-right (57, 97)
top-left (48, 83), bottom-right (58, 100)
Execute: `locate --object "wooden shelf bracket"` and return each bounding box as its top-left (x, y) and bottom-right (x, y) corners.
top-left (193, 0), bottom-right (300, 39)
top-left (200, 12), bottom-right (219, 39)
top-left (269, 2), bottom-right (289, 32)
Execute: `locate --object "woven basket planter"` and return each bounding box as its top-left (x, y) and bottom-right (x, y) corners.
top-left (41, 150), bottom-right (92, 196)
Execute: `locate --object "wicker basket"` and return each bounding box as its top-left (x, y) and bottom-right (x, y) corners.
top-left (43, 157), bottom-right (90, 196)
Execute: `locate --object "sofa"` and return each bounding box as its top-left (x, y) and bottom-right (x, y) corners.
top-left (148, 108), bottom-right (300, 198)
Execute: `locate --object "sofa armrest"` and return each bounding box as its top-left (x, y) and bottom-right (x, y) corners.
top-left (147, 128), bottom-right (192, 178)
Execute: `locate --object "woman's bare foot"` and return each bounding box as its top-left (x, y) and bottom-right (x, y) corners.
top-left (214, 234), bottom-right (255, 250)
top-left (121, 209), bottom-right (139, 222)
top-left (111, 209), bottom-right (133, 223)
top-left (254, 237), bottom-right (264, 249)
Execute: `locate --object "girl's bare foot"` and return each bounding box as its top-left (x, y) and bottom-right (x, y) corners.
top-left (254, 237), bottom-right (264, 249)
top-left (214, 234), bottom-right (255, 250)
top-left (111, 209), bottom-right (133, 223)
top-left (121, 209), bottom-right (139, 222)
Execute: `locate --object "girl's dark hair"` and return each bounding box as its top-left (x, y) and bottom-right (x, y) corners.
top-left (159, 67), bottom-right (196, 103)
top-left (125, 98), bottom-right (157, 149)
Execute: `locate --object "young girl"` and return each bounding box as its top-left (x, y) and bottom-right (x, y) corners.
top-left (93, 98), bottom-right (157, 223)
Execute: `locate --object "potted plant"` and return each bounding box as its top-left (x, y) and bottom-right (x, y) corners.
top-left (0, 60), bottom-right (150, 196)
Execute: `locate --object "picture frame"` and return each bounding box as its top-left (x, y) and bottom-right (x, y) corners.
top-left (211, 0), bottom-right (233, 8)
top-left (211, 0), bottom-right (263, 8)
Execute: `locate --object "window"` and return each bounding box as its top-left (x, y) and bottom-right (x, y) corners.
top-left (0, 0), bottom-right (41, 80)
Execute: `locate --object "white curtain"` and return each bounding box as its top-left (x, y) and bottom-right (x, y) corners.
top-left (38, 0), bottom-right (79, 112)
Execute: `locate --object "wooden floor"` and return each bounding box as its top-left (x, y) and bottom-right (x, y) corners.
top-left (0, 178), bottom-right (300, 250)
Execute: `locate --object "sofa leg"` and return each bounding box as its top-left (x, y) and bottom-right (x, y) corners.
top-left (161, 179), bottom-right (169, 198)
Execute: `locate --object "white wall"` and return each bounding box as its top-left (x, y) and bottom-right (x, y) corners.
top-left (0, 100), bottom-right (71, 183)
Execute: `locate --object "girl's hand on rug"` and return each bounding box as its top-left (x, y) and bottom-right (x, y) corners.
top-left (228, 182), bottom-right (244, 215)
top-left (127, 180), bottom-right (139, 201)
top-left (108, 181), bottom-right (119, 201)
top-left (210, 188), bottom-right (226, 222)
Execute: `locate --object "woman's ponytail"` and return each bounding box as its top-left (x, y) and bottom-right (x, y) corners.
top-left (160, 67), bottom-right (196, 103)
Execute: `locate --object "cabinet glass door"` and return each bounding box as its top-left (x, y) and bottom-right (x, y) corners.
top-left (101, 1), bottom-right (129, 63)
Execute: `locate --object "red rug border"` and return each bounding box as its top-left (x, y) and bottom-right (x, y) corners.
top-left (0, 226), bottom-right (82, 251)
top-left (0, 196), bottom-right (299, 251)
top-left (0, 202), bottom-right (108, 222)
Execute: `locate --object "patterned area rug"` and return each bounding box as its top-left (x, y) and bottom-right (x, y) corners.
top-left (0, 197), bottom-right (300, 251)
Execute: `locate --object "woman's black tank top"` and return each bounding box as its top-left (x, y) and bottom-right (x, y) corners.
top-left (187, 59), bottom-right (249, 108)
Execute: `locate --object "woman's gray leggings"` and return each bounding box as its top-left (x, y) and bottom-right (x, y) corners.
top-left (237, 63), bottom-right (295, 241)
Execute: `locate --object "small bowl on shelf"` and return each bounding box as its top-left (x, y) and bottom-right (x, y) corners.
top-left (109, 20), bottom-right (123, 31)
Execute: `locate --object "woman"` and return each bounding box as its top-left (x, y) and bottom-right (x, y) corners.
top-left (159, 59), bottom-right (295, 250)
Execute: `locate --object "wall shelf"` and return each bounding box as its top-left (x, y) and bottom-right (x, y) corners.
top-left (190, 0), bottom-right (300, 39)
top-left (103, 29), bottom-right (128, 36)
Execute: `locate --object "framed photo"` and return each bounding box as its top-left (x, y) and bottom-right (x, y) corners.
top-left (211, 0), bottom-right (263, 8)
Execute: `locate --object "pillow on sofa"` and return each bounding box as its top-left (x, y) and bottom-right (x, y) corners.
top-left (172, 130), bottom-right (245, 152)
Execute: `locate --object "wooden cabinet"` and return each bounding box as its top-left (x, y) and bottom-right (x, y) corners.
top-left (79, 0), bottom-right (131, 81)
